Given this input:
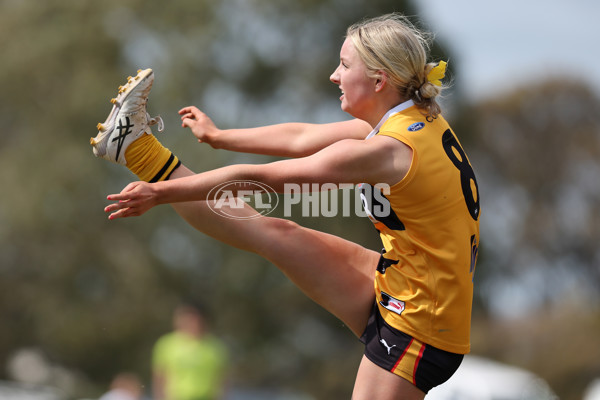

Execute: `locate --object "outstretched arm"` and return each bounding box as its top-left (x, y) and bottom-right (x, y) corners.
top-left (179, 106), bottom-right (372, 158)
top-left (104, 135), bottom-right (412, 219)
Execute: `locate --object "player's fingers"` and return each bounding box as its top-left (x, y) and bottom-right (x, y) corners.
top-left (107, 193), bottom-right (132, 201)
top-left (108, 207), bottom-right (133, 220)
top-left (107, 181), bottom-right (144, 201)
top-left (178, 106), bottom-right (201, 116)
top-left (104, 200), bottom-right (129, 213)
top-left (180, 112), bottom-right (194, 121)
top-left (181, 117), bottom-right (196, 129)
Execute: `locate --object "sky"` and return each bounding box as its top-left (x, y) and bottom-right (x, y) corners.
top-left (415, 0), bottom-right (600, 101)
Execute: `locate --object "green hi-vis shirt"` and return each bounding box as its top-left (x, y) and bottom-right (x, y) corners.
top-left (153, 332), bottom-right (228, 400)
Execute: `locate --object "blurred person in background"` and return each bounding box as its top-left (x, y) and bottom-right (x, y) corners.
top-left (152, 302), bottom-right (228, 400)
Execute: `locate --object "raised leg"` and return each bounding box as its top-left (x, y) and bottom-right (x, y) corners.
top-left (168, 165), bottom-right (379, 336)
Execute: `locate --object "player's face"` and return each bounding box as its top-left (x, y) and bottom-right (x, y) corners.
top-left (330, 38), bottom-right (377, 120)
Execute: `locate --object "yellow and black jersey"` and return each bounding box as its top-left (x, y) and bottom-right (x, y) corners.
top-left (361, 102), bottom-right (480, 354)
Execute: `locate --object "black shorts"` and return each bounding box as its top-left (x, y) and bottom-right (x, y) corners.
top-left (359, 303), bottom-right (464, 394)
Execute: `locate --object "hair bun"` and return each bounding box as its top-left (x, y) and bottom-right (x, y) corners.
top-left (419, 81), bottom-right (441, 100)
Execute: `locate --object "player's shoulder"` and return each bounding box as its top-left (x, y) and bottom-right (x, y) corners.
top-left (383, 107), bottom-right (448, 135)
top-left (381, 106), bottom-right (447, 132)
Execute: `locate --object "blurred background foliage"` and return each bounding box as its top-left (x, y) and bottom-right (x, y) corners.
top-left (0, 0), bottom-right (598, 399)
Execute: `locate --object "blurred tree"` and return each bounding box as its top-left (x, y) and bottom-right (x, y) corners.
top-left (464, 80), bottom-right (600, 318)
top-left (461, 80), bottom-right (600, 400)
top-left (1, 0), bottom-right (447, 398)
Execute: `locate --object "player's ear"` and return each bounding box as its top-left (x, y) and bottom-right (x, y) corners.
top-left (374, 70), bottom-right (388, 92)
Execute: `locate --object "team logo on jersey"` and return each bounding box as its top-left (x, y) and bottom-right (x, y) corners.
top-left (407, 122), bottom-right (425, 132)
top-left (379, 292), bottom-right (405, 316)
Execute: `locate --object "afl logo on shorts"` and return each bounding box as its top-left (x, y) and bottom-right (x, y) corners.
top-left (407, 122), bottom-right (425, 132)
top-left (379, 292), bottom-right (405, 316)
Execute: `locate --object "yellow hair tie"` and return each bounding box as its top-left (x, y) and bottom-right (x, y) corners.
top-left (427, 61), bottom-right (447, 86)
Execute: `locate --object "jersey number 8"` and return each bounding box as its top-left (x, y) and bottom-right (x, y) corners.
top-left (442, 129), bottom-right (480, 221)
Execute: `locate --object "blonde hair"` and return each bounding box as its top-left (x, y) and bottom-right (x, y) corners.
top-left (347, 13), bottom-right (443, 117)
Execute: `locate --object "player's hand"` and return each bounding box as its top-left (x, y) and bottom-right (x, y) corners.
top-left (178, 106), bottom-right (220, 145)
top-left (105, 181), bottom-right (158, 220)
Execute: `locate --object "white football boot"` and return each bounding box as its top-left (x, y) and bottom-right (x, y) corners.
top-left (91, 68), bottom-right (164, 165)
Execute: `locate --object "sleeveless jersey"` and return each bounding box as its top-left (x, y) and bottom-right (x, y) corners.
top-left (360, 104), bottom-right (480, 354)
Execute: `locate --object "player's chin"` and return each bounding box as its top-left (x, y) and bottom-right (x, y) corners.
top-left (340, 101), bottom-right (351, 114)
top-left (341, 103), bottom-right (359, 119)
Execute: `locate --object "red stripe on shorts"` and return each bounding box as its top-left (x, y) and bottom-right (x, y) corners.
top-left (392, 338), bottom-right (414, 372)
top-left (412, 344), bottom-right (426, 385)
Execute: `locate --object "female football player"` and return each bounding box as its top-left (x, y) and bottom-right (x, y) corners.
top-left (93, 13), bottom-right (480, 399)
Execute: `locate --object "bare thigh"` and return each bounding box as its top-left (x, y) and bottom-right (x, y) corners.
top-left (352, 356), bottom-right (425, 400)
top-left (169, 165), bottom-right (380, 336)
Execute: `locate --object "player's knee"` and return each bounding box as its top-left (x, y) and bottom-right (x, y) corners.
top-left (264, 218), bottom-right (303, 239)
top-left (254, 218), bottom-right (302, 256)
